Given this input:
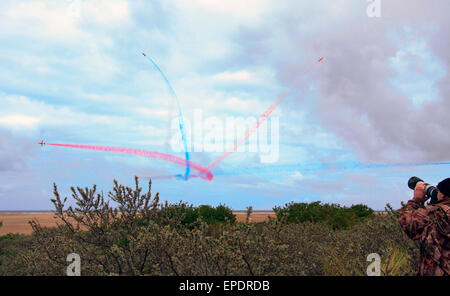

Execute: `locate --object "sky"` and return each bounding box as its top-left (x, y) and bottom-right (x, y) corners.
top-left (0, 0), bottom-right (449, 210)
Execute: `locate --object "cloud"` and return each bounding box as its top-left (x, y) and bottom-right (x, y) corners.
top-left (5, 0), bottom-right (131, 38)
top-left (0, 93), bottom-right (168, 148)
top-left (0, 1), bottom-right (448, 210)
top-left (5, 1), bottom-right (83, 40)
top-left (213, 71), bottom-right (253, 82)
top-left (0, 94), bottom-right (124, 128)
top-left (175, 0), bottom-right (271, 24)
top-left (221, 97), bottom-right (261, 113)
top-left (83, 0), bottom-right (130, 25)
top-left (290, 171), bottom-right (305, 181)
top-left (0, 130), bottom-right (34, 172)
top-left (236, 0), bottom-right (450, 163)
top-left (0, 115), bottom-right (40, 129)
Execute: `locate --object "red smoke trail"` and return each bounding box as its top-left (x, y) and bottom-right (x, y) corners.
top-left (207, 90), bottom-right (288, 170)
top-left (47, 143), bottom-right (213, 181)
top-left (207, 57), bottom-right (324, 170)
top-left (46, 57), bottom-right (323, 182)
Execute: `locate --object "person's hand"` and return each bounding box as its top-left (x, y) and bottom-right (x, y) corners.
top-left (413, 183), bottom-right (427, 202)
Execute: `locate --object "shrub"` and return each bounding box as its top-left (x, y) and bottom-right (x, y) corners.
top-left (349, 204), bottom-right (374, 219)
top-left (0, 233), bottom-right (33, 273)
top-left (161, 203), bottom-right (236, 228)
top-left (0, 221), bottom-right (13, 267)
top-left (198, 204), bottom-right (236, 225)
top-left (321, 206), bottom-right (417, 275)
top-left (159, 201), bottom-right (200, 229)
top-left (273, 201), bottom-right (374, 230)
top-left (0, 178), bottom-right (417, 276)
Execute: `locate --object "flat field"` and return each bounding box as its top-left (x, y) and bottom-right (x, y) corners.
top-left (0, 212), bottom-right (276, 235)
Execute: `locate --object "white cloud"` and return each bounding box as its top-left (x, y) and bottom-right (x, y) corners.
top-left (0, 94), bottom-right (166, 144)
top-left (74, 49), bottom-right (121, 79)
top-left (0, 115), bottom-right (40, 129)
top-left (1, 1), bottom-right (126, 84)
top-left (5, 0), bottom-right (130, 36)
top-left (2, 0), bottom-right (130, 55)
top-left (213, 70), bottom-right (253, 82)
top-left (290, 171), bottom-right (305, 181)
top-left (6, 2), bottom-right (83, 40)
top-left (132, 107), bottom-right (171, 119)
top-left (83, 0), bottom-right (130, 25)
top-left (222, 97), bottom-right (260, 113)
top-left (176, 0), bottom-right (271, 24)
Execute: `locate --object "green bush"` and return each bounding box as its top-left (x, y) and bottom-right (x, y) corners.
top-left (162, 203), bottom-right (235, 228)
top-left (0, 221), bottom-right (13, 266)
top-left (0, 233), bottom-right (32, 271)
top-left (0, 233), bottom-right (13, 241)
top-left (273, 201), bottom-right (374, 230)
top-left (349, 204), bottom-right (374, 219)
top-left (198, 204), bottom-right (236, 225)
top-left (157, 201), bottom-right (199, 228)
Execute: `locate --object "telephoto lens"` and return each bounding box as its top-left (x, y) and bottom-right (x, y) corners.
top-left (407, 176), bottom-right (438, 204)
top-left (408, 176), bottom-right (424, 190)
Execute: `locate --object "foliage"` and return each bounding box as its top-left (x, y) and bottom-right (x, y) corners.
top-left (198, 204), bottom-right (236, 225)
top-left (0, 233), bottom-right (13, 241)
top-left (321, 206), bottom-right (417, 276)
top-left (273, 201), bottom-right (375, 230)
top-left (0, 178), bottom-right (417, 276)
top-left (163, 202), bottom-right (236, 228)
top-left (0, 221), bottom-right (13, 266)
top-left (0, 233), bottom-right (32, 270)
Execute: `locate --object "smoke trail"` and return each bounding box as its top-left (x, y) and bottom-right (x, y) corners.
top-left (142, 53), bottom-right (191, 180)
top-left (148, 160), bottom-right (450, 180)
top-left (207, 58), bottom-right (323, 170)
top-left (213, 161), bottom-right (450, 177)
top-left (207, 90), bottom-right (289, 170)
top-left (47, 143), bottom-right (213, 181)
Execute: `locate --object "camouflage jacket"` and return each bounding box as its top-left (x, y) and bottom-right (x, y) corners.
top-left (398, 197), bottom-right (450, 276)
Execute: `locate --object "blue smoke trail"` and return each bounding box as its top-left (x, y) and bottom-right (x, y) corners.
top-left (145, 160), bottom-right (450, 180)
top-left (143, 53), bottom-right (190, 180)
top-left (213, 161), bottom-right (450, 177)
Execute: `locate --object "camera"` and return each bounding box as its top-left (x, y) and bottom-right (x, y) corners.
top-left (408, 176), bottom-right (438, 204)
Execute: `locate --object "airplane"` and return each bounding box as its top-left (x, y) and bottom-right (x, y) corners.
top-left (142, 52), bottom-right (146, 57)
top-left (318, 57), bottom-right (324, 62)
top-left (38, 140), bottom-right (45, 147)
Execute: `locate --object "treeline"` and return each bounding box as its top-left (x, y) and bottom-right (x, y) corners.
top-left (273, 201), bottom-right (374, 230)
top-left (0, 178), bottom-right (418, 276)
top-left (143, 200), bottom-right (374, 230)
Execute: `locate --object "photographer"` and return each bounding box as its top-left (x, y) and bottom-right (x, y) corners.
top-left (398, 178), bottom-right (450, 276)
